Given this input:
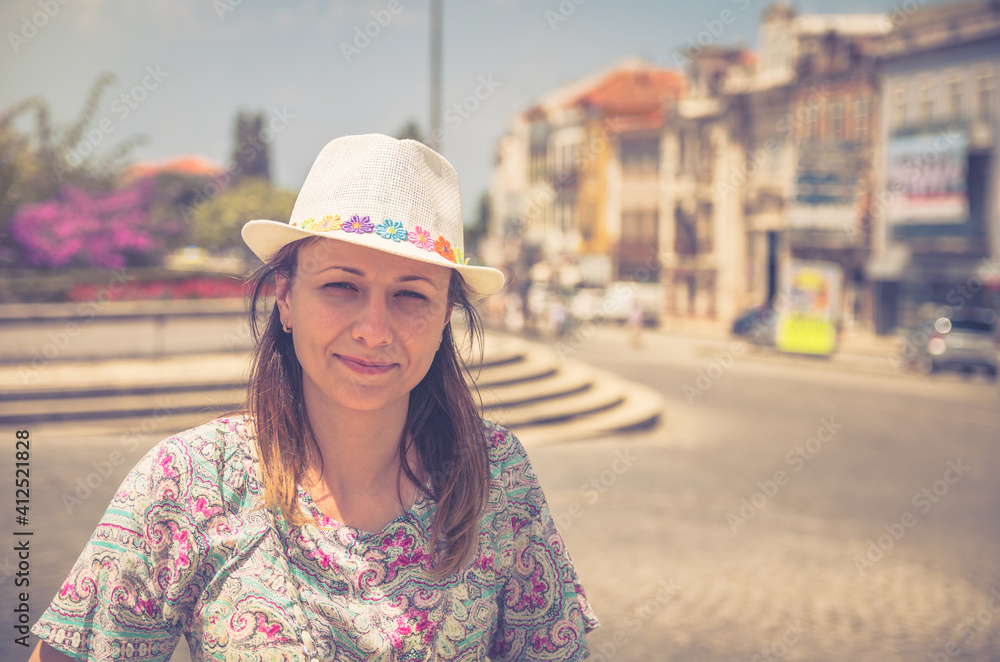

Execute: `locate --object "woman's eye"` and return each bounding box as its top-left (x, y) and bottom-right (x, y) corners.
top-left (324, 282), bottom-right (356, 291)
top-left (398, 290), bottom-right (429, 301)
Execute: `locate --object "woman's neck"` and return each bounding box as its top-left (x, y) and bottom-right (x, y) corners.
top-left (302, 390), bottom-right (411, 496)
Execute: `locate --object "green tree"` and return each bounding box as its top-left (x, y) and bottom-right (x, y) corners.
top-left (232, 110), bottom-right (270, 182)
top-left (395, 120), bottom-right (425, 144)
top-left (188, 177), bottom-right (295, 260)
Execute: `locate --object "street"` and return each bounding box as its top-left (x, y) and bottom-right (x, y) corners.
top-left (4, 325), bottom-right (999, 661)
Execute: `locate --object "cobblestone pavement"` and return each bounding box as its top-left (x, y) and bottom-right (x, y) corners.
top-left (4, 324), bottom-right (999, 661)
top-left (533, 435), bottom-right (1000, 661)
top-left (534, 326), bottom-right (1000, 661)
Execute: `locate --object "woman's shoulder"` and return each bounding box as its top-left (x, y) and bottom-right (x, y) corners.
top-left (481, 419), bottom-right (545, 513)
top-left (481, 420), bottom-right (530, 471)
top-left (126, 413), bottom-right (257, 498)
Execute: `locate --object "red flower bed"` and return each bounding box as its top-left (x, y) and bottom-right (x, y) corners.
top-left (65, 275), bottom-right (267, 302)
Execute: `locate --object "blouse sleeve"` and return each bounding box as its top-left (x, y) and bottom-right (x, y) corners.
top-left (30, 430), bottom-right (226, 661)
top-left (487, 424), bottom-right (600, 661)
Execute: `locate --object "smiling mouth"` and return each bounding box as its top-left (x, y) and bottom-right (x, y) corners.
top-left (337, 355), bottom-right (396, 375)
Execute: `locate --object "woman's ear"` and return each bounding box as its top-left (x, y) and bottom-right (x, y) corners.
top-left (275, 270), bottom-right (293, 320)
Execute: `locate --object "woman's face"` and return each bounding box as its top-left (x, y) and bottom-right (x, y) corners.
top-left (276, 238), bottom-right (453, 417)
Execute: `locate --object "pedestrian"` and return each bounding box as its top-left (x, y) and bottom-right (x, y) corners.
top-left (29, 134), bottom-right (598, 661)
top-left (627, 298), bottom-right (644, 349)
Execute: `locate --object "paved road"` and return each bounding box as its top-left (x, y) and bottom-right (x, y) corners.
top-left (3, 326), bottom-right (999, 661)
top-left (541, 326), bottom-right (1000, 661)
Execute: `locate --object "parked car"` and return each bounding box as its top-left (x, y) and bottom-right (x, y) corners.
top-left (899, 308), bottom-right (998, 379)
top-left (731, 304), bottom-right (778, 346)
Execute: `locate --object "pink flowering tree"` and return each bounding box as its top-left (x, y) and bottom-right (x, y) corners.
top-left (11, 177), bottom-right (176, 269)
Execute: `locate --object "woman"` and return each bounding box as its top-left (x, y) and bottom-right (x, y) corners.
top-left (29, 134), bottom-right (598, 661)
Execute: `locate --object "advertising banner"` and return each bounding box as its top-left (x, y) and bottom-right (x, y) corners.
top-left (789, 141), bottom-right (866, 231)
top-left (886, 130), bottom-right (968, 225)
top-left (776, 259), bottom-right (843, 356)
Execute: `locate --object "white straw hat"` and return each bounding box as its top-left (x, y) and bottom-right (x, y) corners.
top-left (242, 133), bottom-right (505, 296)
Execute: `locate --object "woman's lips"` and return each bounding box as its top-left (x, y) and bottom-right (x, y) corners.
top-left (336, 355), bottom-right (396, 376)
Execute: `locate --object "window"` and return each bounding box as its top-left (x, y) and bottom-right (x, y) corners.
top-left (803, 104), bottom-right (816, 140)
top-left (919, 80), bottom-right (934, 125)
top-left (830, 99), bottom-right (844, 140)
top-left (853, 96), bottom-right (868, 142)
top-left (978, 72), bottom-right (995, 123)
top-left (893, 86), bottom-right (907, 129)
top-left (949, 78), bottom-right (963, 120)
top-left (621, 137), bottom-right (659, 176)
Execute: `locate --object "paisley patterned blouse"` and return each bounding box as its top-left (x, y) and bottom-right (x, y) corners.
top-left (31, 415), bottom-right (598, 661)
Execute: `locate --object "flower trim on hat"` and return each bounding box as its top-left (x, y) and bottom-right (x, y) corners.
top-left (299, 214), bottom-right (341, 232)
top-left (408, 226), bottom-right (433, 251)
top-left (375, 219), bottom-right (408, 242)
top-left (296, 216), bottom-right (472, 266)
top-left (434, 236), bottom-right (455, 262)
top-left (344, 214), bottom-right (374, 234)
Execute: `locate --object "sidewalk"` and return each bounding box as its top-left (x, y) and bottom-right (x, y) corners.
top-left (651, 317), bottom-right (902, 376)
top-left (654, 318), bottom-right (898, 355)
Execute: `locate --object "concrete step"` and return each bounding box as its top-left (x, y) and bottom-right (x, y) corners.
top-left (0, 386), bottom-right (244, 424)
top-left (477, 362), bottom-right (594, 409)
top-left (512, 377), bottom-right (664, 445)
top-left (465, 351), bottom-right (560, 387)
top-left (490, 378), bottom-right (625, 428)
top-left (0, 332), bottom-right (666, 440)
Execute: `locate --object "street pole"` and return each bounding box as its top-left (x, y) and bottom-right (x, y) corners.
top-left (429, 0), bottom-right (442, 152)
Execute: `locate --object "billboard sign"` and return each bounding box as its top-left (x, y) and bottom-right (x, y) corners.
top-left (886, 130), bottom-right (968, 225)
top-left (789, 141), bottom-right (866, 231)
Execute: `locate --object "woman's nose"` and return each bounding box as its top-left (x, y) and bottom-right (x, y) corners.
top-left (351, 295), bottom-right (393, 347)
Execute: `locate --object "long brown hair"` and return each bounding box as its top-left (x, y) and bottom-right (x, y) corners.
top-left (242, 237), bottom-right (489, 576)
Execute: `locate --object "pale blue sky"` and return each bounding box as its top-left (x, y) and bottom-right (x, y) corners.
top-left (2, 0), bottom-right (912, 222)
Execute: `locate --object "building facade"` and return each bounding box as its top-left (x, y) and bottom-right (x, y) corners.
top-left (487, 59), bottom-right (684, 295)
top-left (869, 0), bottom-right (1000, 333)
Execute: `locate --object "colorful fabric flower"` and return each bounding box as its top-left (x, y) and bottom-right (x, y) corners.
top-left (375, 219), bottom-right (408, 242)
top-left (434, 236), bottom-right (454, 262)
top-left (453, 247), bottom-right (469, 265)
top-left (343, 214), bottom-right (374, 234)
top-left (408, 226), bottom-right (434, 251)
top-left (301, 215), bottom-right (342, 232)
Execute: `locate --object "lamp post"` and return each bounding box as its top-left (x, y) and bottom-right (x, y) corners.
top-left (429, 0), bottom-right (442, 152)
